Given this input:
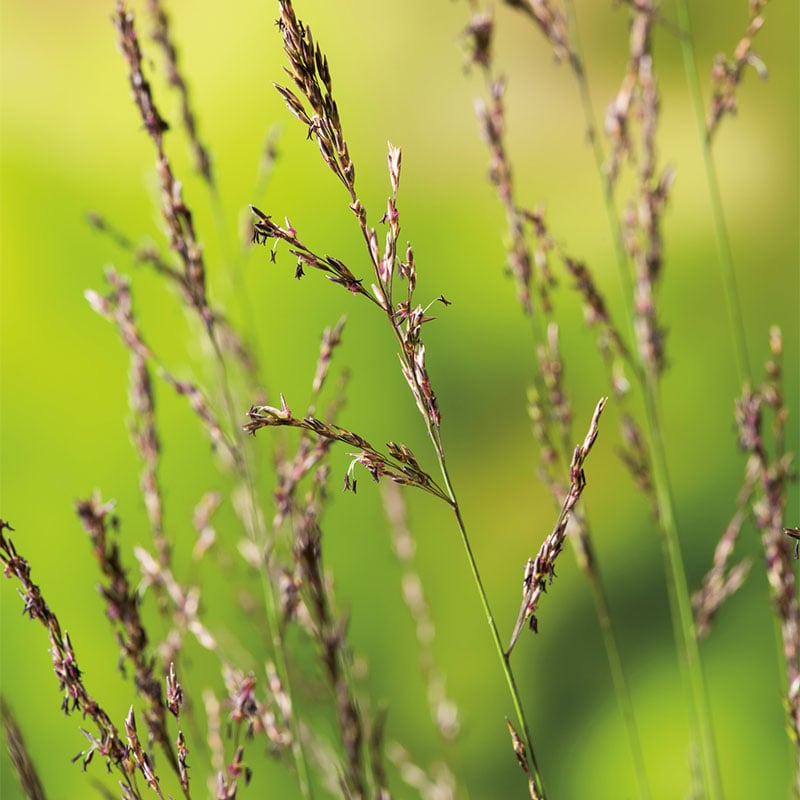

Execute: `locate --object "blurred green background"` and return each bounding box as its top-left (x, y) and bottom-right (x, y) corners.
top-left (1, 0), bottom-right (798, 797)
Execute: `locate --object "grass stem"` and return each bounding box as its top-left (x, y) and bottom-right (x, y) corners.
top-left (673, 0), bottom-right (752, 386)
top-left (641, 374), bottom-right (722, 799)
top-left (441, 452), bottom-right (547, 798)
top-left (563, 4), bottom-right (722, 796)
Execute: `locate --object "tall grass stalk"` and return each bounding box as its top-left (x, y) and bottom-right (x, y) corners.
top-left (482, 2), bottom-right (724, 796)
top-left (246, 10), bottom-right (622, 799)
top-left (666, 29), bottom-right (800, 780)
top-left (467, 5), bottom-right (650, 794)
top-left (673, 0), bottom-right (755, 386)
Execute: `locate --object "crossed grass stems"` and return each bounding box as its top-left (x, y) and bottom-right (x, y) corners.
top-left (2, 0), bottom-right (797, 798)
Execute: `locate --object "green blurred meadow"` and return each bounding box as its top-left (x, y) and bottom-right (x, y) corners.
top-left (1, 0), bottom-right (798, 798)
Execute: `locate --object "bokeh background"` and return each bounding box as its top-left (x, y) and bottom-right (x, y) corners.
top-left (1, 1), bottom-right (798, 797)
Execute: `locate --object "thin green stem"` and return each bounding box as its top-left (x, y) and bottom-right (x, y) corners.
top-left (562, 4), bottom-right (722, 796)
top-left (532, 328), bottom-right (648, 798)
top-left (673, 0), bottom-right (752, 386)
top-left (545, 354), bottom-right (648, 797)
top-left (562, 1), bottom-right (637, 343)
top-left (256, 542), bottom-right (314, 798)
top-left (440, 446), bottom-right (547, 799)
top-left (583, 556), bottom-right (650, 799)
top-left (469, 6), bottom-right (645, 788)
top-left (558, 417), bottom-right (649, 798)
top-left (379, 311), bottom-right (546, 795)
top-left (641, 374), bottom-right (721, 799)
top-left (675, 11), bottom-right (799, 791)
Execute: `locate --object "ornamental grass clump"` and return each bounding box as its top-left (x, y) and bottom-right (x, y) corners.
top-left (1, 1), bottom-right (796, 798)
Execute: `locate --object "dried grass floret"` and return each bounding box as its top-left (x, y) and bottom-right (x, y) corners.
top-left (508, 397), bottom-right (607, 653)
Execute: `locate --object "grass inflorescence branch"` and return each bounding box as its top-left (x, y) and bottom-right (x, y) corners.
top-left (507, 397), bottom-right (607, 654)
top-left (1, 520), bottom-right (149, 798)
top-left (245, 396), bottom-right (449, 504)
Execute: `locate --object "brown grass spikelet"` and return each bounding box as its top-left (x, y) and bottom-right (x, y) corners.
top-left (86, 267), bottom-right (238, 466)
top-left (244, 398), bottom-right (449, 502)
top-left (146, 0), bottom-right (213, 184)
top-left (113, 1), bottom-right (211, 330)
top-left (505, 717), bottom-right (541, 800)
top-left (75, 494), bottom-right (181, 782)
top-left (0, 521), bottom-right (141, 791)
top-left (508, 398), bottom-right (607, 653)
top-left (274, 0), bottom-right (356, 197)
top-left (707, 1), bottom-right (770, 139)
